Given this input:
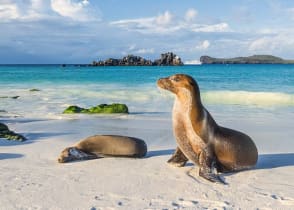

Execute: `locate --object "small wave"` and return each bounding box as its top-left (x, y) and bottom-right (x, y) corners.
top-left (202, 91), bottom-right (294, 107)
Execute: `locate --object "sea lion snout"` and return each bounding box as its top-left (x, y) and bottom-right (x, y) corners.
top-left (57, 147), bottom-right (81, 163)
top-left (57, 147), bottom-right (72, 163)
top-left (157, 77), bottom-right (168, 88)
top-left (157, 77), bottom-right (176, 93)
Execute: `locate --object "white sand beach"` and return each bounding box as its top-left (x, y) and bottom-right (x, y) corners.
top-left (1, 110), bottom-right (294, 210)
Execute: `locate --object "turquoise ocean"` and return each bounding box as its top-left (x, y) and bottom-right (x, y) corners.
top-left (1, 64), bottom-right (294, 119)
top-left (1, 64), bottom-right (294, 152)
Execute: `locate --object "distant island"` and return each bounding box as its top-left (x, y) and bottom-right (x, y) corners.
top-left (91, 52), bottom-right (183, 66)
top-left (200, 55), bottom-right (294, 64)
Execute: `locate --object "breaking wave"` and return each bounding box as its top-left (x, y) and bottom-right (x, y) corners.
top-left (202, 91), bottom-right (294, 107)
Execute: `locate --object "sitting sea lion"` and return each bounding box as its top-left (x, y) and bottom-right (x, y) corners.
top-left (58, 135), bottom-right (147, 163)
top-left (157, 74), bottom-right (258, 183)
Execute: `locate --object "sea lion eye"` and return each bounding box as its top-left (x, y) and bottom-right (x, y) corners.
top-left (171, 77), bottom-right (180, 82)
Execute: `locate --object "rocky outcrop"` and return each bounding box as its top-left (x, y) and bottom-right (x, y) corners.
top-left (0, 96), bottom-right (20, 99)
top-left (63, 103), bottom-right (129, 114)
top-left (153, 52), bottom-right (183, 66)
top-left (92, 55), bottom-right (152, 66)
top-left (29, 89), bottom-right (41, 92)
top-left (0, 123), bottom-right (26, 141)
top-left (200, 55), bottom-right (294, 64)
top-left (92, 52), bottom-right (183, 66)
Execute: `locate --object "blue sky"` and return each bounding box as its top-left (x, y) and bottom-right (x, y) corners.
top-left (1, 0), bottom-right (294, 64)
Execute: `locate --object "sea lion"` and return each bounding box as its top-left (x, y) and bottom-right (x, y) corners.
top-left (58, 135), bottom-right (147, 163)
top-left (157, 74), bottom-right (258, 183)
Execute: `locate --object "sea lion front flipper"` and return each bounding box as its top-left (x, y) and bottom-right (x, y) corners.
top-left (198, 146), bottom-right (226, 184)
top-left (167, 147), bottom-right (188, 167)
top-left (69, 148), bottom-right (101, 161)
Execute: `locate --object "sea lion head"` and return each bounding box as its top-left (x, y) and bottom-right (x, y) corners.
top-left (58, 147), bottom-right (94, 163)
top-left (157, 74), bottom-right (200, 95)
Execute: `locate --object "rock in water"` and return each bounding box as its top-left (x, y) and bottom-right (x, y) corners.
top-left (153, 52), bottom-right (183, 66)
top-left (63, 103), bottom-right (129, 114)
top-left (92, 52), bottom-right (183, 66)
top-left (29, 88), bottom-right (41, 92)
top-left (0, 123), bottom-right (27, 141)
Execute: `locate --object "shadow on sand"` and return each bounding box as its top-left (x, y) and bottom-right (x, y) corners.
top-left (146, 149), bottom-right (175, 158)
top-left (0, 132), bottom-right (73, 146)
top-left (147, 150), bottom-right (294, 170)
top-left (0, 153), bottom-right (24, 160)
top-left (257, 153), bottom-right (294, 170)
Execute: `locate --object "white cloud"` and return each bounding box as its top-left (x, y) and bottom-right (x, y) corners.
top-left (0, 0), bottom-right (100, 22)
top-left (134, 48), bottom-right (155, 54)
top-left (156, 11), bottom-right (173, 25)
top-left (173, 40), bottom-right (211, 53)
top-left (51, 0), bottom-right (95, 21)
top-left (249, 37), bottom-right (273, 51)
top-left (0, 3), bottom-right (20, 20)
top-left (190, 23), bottom-right (230, 33)
top-left (128, 44), bottom-right (136, 51)
top-left (248, 32), bottom-right (294, 56)
top-left (185, 8), bottom-right (198, 22)
top-left (110, 11), bottom-right (178, 34)
top-left (124, 44), bottom-right (155, 55)
top-left (111, 10), bottom-right (230, 34)
top-left (197, 40), bottom-right (210, 50)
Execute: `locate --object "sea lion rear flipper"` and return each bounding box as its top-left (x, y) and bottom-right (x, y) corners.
top-left (167, 147), bottom-right (188, 167)
top-left (84, 152), bottom-right (102, 160)
top-left (198, 168), bottom-right (226, 184)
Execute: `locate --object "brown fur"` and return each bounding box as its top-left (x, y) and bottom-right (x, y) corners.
top-left (157, 74), bottom-right (258, 183)
top-left (58, 135), bottom-right (147, 163)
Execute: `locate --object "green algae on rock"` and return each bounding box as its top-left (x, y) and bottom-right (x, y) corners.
top-left (29, 88), bottom-right (41, 92)
top-left (0, 123), bottom-right (27, 141)
top-left (63, 103), bottom-right (129, 114)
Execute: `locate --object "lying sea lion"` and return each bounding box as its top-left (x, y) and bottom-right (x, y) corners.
top-left (58, 135), bottom-right (147, 163)
top-left (157, 74), bottom-right (258, 183)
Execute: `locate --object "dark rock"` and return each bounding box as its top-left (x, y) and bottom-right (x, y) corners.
top-left (29, 88), bottom-right (41, 92)
top-left (200, 55), bottom-right (294, 64)
top-left (153, 52), bottom-right (183, 66)
top-left (0, 123), bottom-right (9, 132)
top-left (63, 103), bottom-right (129, 114)
top-left (92, 52), bottom-right (183, 66)
top-left (0, 96), bottom-right (20, 99)
top-left (0, 123), bottom-right (27, 141)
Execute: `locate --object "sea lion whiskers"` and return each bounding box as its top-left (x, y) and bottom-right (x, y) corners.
top-left (58, 147), bottom-right (98, 163)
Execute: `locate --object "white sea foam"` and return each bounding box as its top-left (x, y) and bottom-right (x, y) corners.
top-left (202, 91), bottom-right (294, 107)
top-left (1, 83), bottom-right (294, 119)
